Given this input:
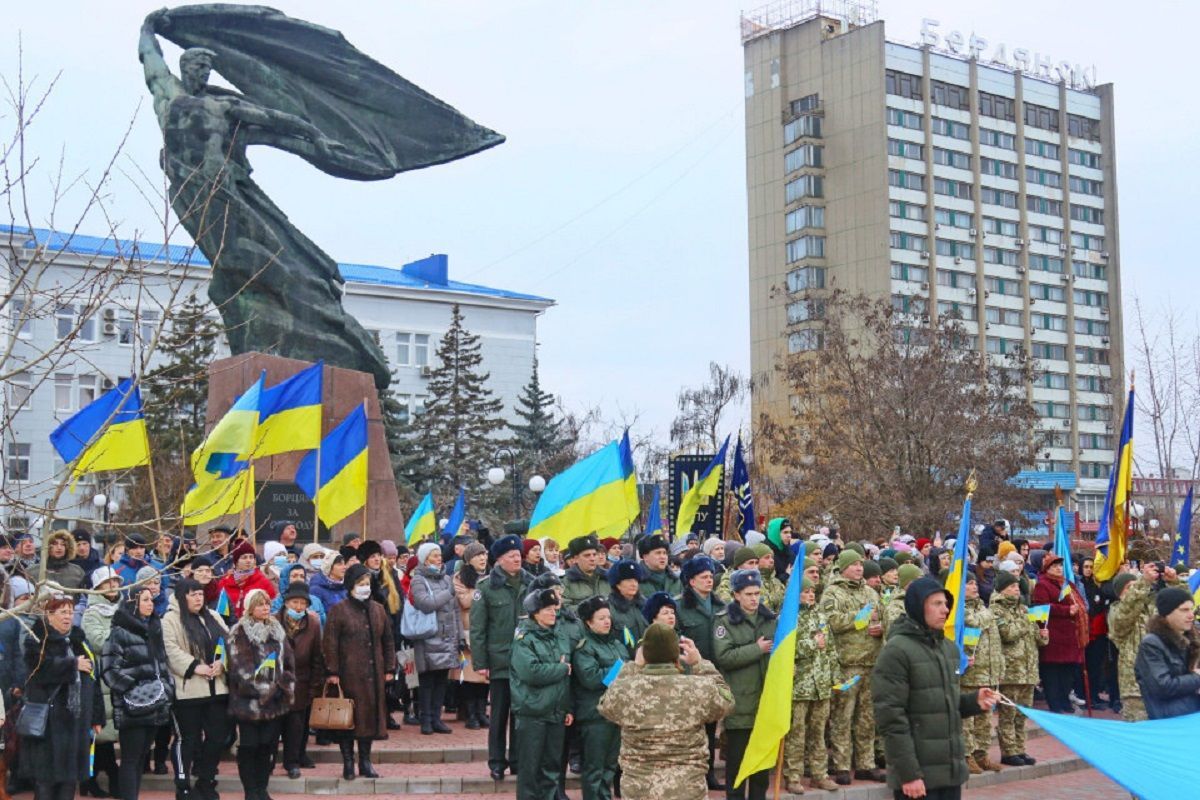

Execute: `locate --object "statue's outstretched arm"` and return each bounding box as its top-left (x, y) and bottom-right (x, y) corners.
top-left (228, 100), bottom-right (341, 158)
top-left (139, 10), bottom-right (180, 108)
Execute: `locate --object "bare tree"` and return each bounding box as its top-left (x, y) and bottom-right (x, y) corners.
top-left (670, 362), bottom-right (747, 453)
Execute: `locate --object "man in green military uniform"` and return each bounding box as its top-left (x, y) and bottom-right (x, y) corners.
top-left (562, 535), bottom-right (609, 612)
top-left (882, 564), bottom-right (923, 635)
top-left (638, 534), bottom-right (682, 596)
top-left (992, 570), bottom-right (1046, 767)
top-left (470, 534), bottom-right (535, 781)
top-left (1108, 568), bottom-right (1155, 721)
top-left (877, 557), bottom-right (900, 604)
top-left (605, 560), bottom-right (646, 656)
top-left (819, 549), bottom-right (886, 784)
top-left (599, 624), bottom-right (734, 800)
top-left (529, 571), bottom-right (584, 795)
top-left (752, 544), bottom-right (786, 613)
top-left (782, 578), bottom-right (840, 794)
top-left (713, 569), bottom-right (776, 800)
top-left (511, 587), bottom-right (573, 800)
top-left (675, 555), bottom-right (726, 790)
top-left (571, 597), bottom-right (626, 800)
top-left (715, 546), bottom-right (760, 603)
top-left (959, 573), bottom-right (1003, 773)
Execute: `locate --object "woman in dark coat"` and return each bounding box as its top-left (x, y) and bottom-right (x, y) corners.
top-left (322, 564), bottom-right (396, 779)
top-left (1134, 587), bottom-right (1200, 719)
top-left (100, 589), bottom-right (171, 800)
top-left (20, 594), bottom-right (105, 800)
top-left (408, 542), bottom-right (462, 736)
top-left (226, 589), bottom-right (294, 800)
top-left (276, 583), bottom-right (324, 779)
top-left (1031, 552), bottom-right (1085, 713)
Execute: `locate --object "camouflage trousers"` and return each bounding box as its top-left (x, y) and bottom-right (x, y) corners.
top-left (960, 684), bottom-right (994, 755)
top-left (829, 667), bottom-right (875, 772)
top-left (782, 698), bottom-right (830, 784)
top-left (1121, 696), bottom-right (1146, 722)
top-left (997, 684), bottom-right (1033, 757)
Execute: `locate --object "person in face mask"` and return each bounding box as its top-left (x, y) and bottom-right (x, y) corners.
top-left (277, 583), bottom-right (324, 779)
top-left (321, 564), bottom-right (396, 780)
top-left (270, 563), bottom-right (327, 626)
top-left (408, 542), bottom-right (463, 735)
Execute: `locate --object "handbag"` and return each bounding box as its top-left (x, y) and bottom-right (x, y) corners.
top-left (124, 656), bottom-right (173, 718)
top-left (400, 576), bottom-right (438, 641)
top-left (15, 687), bottom-right (59, 739)
top-left (309, 684), bottom-right (355, 731)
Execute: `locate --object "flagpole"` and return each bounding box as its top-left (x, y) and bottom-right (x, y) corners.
top-left (313, 445), bottom-right (321, 544)
top-left (146, 460), bottom-right (165, 540)
top-left (772, 743), bottom-right (784, 800)
top-left (361, 396), bottom-right (370, 540)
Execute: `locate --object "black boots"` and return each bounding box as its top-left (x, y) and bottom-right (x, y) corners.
top-left (356, 739), bottom-right (380, 779)
top-left (338, 739), bottom-right (356, 781)
top-left (192, 777), bottom-right (219, 800)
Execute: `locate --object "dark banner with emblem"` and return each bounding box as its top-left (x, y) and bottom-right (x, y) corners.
top-left (255, 481), bottom-right (328, 542)
top-left (668, 454), bottom-right (725, 538)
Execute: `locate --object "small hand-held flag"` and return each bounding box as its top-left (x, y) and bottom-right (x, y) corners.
top-left (833, 674), bottom-right (862, 693)
top-left (255, 651), bottom-right (278, 677)
top-left (853, 603), bottom-right (874, 631)
top-left (89, 733), bottom-right (96, 777)
top-left (1172, 487), bottom-right (1194, 569)
top-left (214, 636), bottom-right (227, 665)
top-left (622, 626), bottom-right (635, 649)
top-left (215, 589), bottom-right (231, 617)
top-left (602, 659), bottom-right (625, 686)
top-left (962, 626), bottom-right (982, 648)
top-left (80, 642), bottom-right (96, 673)
top-left (1027, 604), bottom-right (1051, 623)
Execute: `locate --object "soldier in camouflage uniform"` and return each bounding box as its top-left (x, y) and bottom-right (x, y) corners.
top-left (877, 557), bottom-right (899, 605)
top-left (1107, 570), bottom-right (1153, 722)
top-left (753, 545), bottom-right (786, 613)
top-left (561, 535), bottom-right (610, 612)
top-left (818, 550), bottom-right (886, 784)
top-left (638, 534), bottom-right (683, 596)
top-left (992, 571), bottom-right (1046, 766)
top-left (599, 623), bottom-right (735, 800)
top-left (960, 573), bottom-right (1003, 773)
top-left (572, 597), bottom-right (627, 800)
top-left (800, 556), bottom-right (824, 601)
top-left (605, 560), bottom-right (646, 657)
top-left (882, 564), bottom-right (923, 636)
top-left (782, 579), bottom-right (840, 794)
top-left (715, 547), bottom-right (760, 604)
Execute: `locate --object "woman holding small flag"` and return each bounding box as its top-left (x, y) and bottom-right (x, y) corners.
top-left (214, 541), bottom-right (277, 621)
top-left (227, 589), bottom-right (294, 800)
top-left (161, 578), bottom-right (230, 800)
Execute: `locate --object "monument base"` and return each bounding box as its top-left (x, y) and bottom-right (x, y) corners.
top-left (204, 352), bottom-right (403, 544)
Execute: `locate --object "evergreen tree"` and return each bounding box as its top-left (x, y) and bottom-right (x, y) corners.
top-left (419, 304), bottom-right (504, 489)
top-left (509, 358), bottom-right (574, 475)
top-left (379, 370), bottom-right (429, 500)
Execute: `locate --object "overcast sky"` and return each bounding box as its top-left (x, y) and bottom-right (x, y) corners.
top-left (5, 0), bottom-right (1197, 453)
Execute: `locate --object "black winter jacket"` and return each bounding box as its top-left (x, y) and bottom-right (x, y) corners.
top-left (1134, 616), bottom-right (1200, 720)
top-left (100, 603), bottom-right (172, 728)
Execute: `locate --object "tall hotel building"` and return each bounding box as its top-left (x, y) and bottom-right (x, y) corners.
top-left (742, 1), bottom-right (1123, 512)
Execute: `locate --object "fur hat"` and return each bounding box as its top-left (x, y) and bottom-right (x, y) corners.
top-left (680, 556), bottom-right (716, 584)
top-left (835, 550), bottom-right (863, 571)
top-left (577, 595), bottom-right (609, 623)
top-left (530, 572), bottom-right (562, 591)
top-left (641, 591), bottom-right (677, 624)
top-left (357, 539), bottom-right (383, 562)
top-left (523, 588), bottom-right (559, 615)
top-left (641, 622), bottom-right (679, 665)
top-left (568, 534), bottom-right (602, 557)
top-left (490, 534), bottom-right (523, 560)
top-left (607, 559), bottom-right (643, 588)
top-left (729, 568), bottom-right (762, 593)
top-left (637, 534), bottom-right (669, 557)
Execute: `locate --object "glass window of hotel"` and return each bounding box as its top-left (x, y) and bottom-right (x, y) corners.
top-left (1067, 114), bottom-right (1101, 143)
top-left (984, 247), bottom-right (1019, 266)
top-left (786, 205), bottom-right (824, 234)
top-left (785, 145), bottom-right (823, 173)
top-left (934, 208), bottom-right (971, 229)
top-left (933, 147), bottom-right (971, 170)
top-left (1026, 196), bottom-right (1062, 216)
top-left (1030, 226), bottom-right (1063, 245)
top-left (889, 201), bottom-right (926, 222)
top-left (1031, 312), bottom-right (1066, 331)
top-left (1030, 255), bottom-right (1065, 274)
top-left (117, 310), bottom-right (136, 345)
top-left (788, 329), bottom-right (824, 353)
top-left (978, 92), bottom-right (1015, 122)
top-left (891, 263), bottom-right (928, 283)
top-left (138, 310), bottom-right (159, 345)
top-left (1076, 404), bottom-right (1112, 422)
top-left (937, 301), bottom-right (976, 321)
top-left (787, 236), bottom-right (825, 262)
top-left (1069, 148), bottom-right (1101, 168)
top-left (787, 267), bottom-right (825, 293)
top-left (786, 175), bottom-right (823, 203)
top-left (885, 70), bottom-right (923, 100)
top-left (1071, 233), bottom-right (1104, 251)
top-left (1069, 176), bottom-right (1103, 196)
top-left (77, 374), bottom-right (97, 409)
top-left (889, 170), bottom-right (924, 191)
top-left (1075, 317), bottom-right (1109, 336)
top-left (1073, 260), bottom-right (1106, 281)
top-left (980, 157), bottom-right (1017, 179)
top-left (6, 443), bottom-right (30, 482)
top-left (56, 305), bottom-right (76, 339)
top-left (8, 371), bottom-right (32, 409)
top-left (413, 334), bottom-right (430, 367)
top-left (1024, 139), bottom-right (1059, 159)
top-left (890, 232), bottom-right (926, 252)
top-left (983, 217), bottom-right (1019, 237)
top-left (1070, 204), bottom-right (1104, 225)
top-left (887, 139), bottom-right (924, 159)
top-left (10, 298), bottom-right (33, 338)
top-left (986, 337), bottom-right (1022, 355)
top-left (1023, 103), bottom-right (1060, 132)
top-left (932, 117), bottom-right (969, 140)
top-left (1032, 342), bottom-right (1067, 361)
top-left (791, 94), bottom-right (820, 115)
top-left (788, 299), bottom-right (825, 324)
top-left (934, 178), bottom-right (972, 200)
top-left (1081, 462), bottom-right (1111, 479)
top-left (1073, 289), bottom-right (1108, 308)
top-left (1076, 374), bottom-right (1111, 393)
top-left (979, 128), bottom-right (1016, 150)
top-left (930, 80), bottom-right (969, 110)
top-left (783, 115), bottom-right (822, 144)
top-left (891, 295), bottom-right (927, 315)
top-left (986, 307), bottom-right (1023, 327)
top-left (936, 239), bottom-right (974, 259)
top-left (1025, 166), bottom-right (1062, 188)
top-left (1031, 283), bottom-right (1066, 302)
top-left (936, 269), bottom-right (974, 289)
top-left (1036, 372), bottom-right (1069, 390)
top-left (887, 108), bottom-right (923, 131)
top-left (981, 188), bottom-right (1017, 209)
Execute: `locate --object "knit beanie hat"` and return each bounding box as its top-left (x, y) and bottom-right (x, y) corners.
top-left (878, 557), bottom-right (899, 576)
top-left (894, 551), bottom-right (914, 566)
top-left (801, 578), bottom-right (817, 593)
top-left (702, 538), bottom-right (724, 557)
top-left (417, 542), bottom-right (440, 566)
top-left (380, 539), bottom-right (398, 559)
top-left (835, 550), bottom-right (863, 571)
top-left (862, 560), bottom-right (882, 579)
top-left (997, 540), bottom-right (1017, 561)
top-left (896, 563), bottom-right (922, 589)
top-left (993, 571), bottom-right (1019, 593)
top-left (822, 543), bottom-right (840, 560)
top-left (731, 547), bottom-right (759, 570)
top-left (641, 622), bottom-right (680, 665)
top-left (1111, 572), bottom-right (1138, 599)
top-left (744, 531), bottom-right (766, 548)
top-left (749, 543), bottom-right (772, 561)
top-left (1156, 586), bottom-right (1192, 617)
top-left (321, 552), bottom-right (344, 578)
top-left (136, 565), bottom-right (160, 584)
top-left (846, 541), bottom-right (866, 557)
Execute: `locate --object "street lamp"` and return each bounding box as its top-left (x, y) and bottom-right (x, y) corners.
top-left (93, 491), bottom-right (119, 544)
top-left (487, 447), bottom-right (544, 517)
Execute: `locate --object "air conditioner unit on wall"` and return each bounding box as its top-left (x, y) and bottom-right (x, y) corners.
top-left (102, 321), bottom-right (119, 337)
top-left (1061, 419), bottom-right (1072, 428)
top-left (420, 366), bottom-right (433, 378)
top-left (102, 307), bottom-right (118, 321)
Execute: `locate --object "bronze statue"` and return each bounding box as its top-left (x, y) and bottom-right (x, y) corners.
top-left (139, 5), bottom-right (504, 388)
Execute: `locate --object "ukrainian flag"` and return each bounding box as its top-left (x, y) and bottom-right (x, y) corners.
top-left (295, 404), bottom-right (368, 528)
top-left (1095, 385), bottom-right (1133, 581)
top-left (733, 541), bottom-right (806, 788)
top-left (404, 492), bottom-right (437, 545)
top-left (1188, 570), bottom-right (1200, 606)
top-left (528, 432), bottom-right (639, 547)
top-left (257, 361), bottom-right (322, 457)
top-left (254, 650), bottom-right (277, 676)
top-left (674, 436), bottom-right (729, 538)
top-left (643, 484), bottom-right (663, 537)
top-left (1027, 604), bottom-right (1051, 623)
top-left (1054, 504), bottom-right (1077, 600)
top-left (442, 488), bottom-right (467, 541)
top-left (50, 378), bottom-right (150, 477)
top-left (182, 376), bottom-right (264, 525)
top-left (943, 492), bottom-right (973, 674)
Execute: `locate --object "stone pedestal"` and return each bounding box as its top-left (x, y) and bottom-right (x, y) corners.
top-left (205, 352), bottom-right (403, 544)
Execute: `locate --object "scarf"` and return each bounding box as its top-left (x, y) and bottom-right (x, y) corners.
top-left (232, 567), bottom-right (256, 583)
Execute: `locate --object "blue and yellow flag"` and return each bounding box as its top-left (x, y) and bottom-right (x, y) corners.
top-left (404, 493), bottom-right (437, 545)
top-left (963, 626), bottom-right (982, 647)
top-left (256, 361), bottom-right (322, 457)
top-left (1027, 604), bottom-right (1051, 623)
top-left (622, 626), bottom-right (635, 649)
top-left (215, 589), bottom-right (231, 617)
top-left (528, 432), bottom-right (639, 547)
top-left (734, 542), bottom-right (806, 788)
top-left (442, 488), bottom-right (467, 542)
top-left (1095, 385), bottom-right (1134, 581)
top-left (643, 484), bottom-right (663, 538)
top-left (50, 377), bottom-right (150, 478)
top-left (1054, 504), bottom-right (1076, 600)
top-left (182, 376), bottom-right (264, 525)
top-left (853, 603), bottom-right (874, 631)
top-left (675, 436), bottom-right (730, 538)
top-left (214, 636), bottom-right (226, 664)
top-left (295, 404), bottom-right (368, 528)
top-left (943, 492), bottom-right (973, 674)
top-left (1172, 487), bottom-right (1193, 569)
top-left (833, 674), bottom-right (862, 693)
top-left (254, 650), bottom-right (278, 676)
top-left (1187, 570), bottom-right (1200, 606)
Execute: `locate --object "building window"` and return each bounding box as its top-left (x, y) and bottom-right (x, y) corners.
top-left (1035, 372), bottom-right (1069, 390)
top-left (984, 277), bottom-right (1022, 297)
top-left (1073, 288), bottom-right (1108, 308)
top-left (1031, 283), bottom-right (1066, 302)
top-left (786, 205), bottom-right (825, 234)
top-left (889, 170), bottom-right (925, 191)
top-left (984, 247), bottom-right (1020, 266)
top-left (981, 187), bottom-right (1017, 208)
top-left (785, 144), bottom-right (823, 173)
top-left (1025, 166), bottom-right (1062, 188)
top-left (1069, 148), bottom-right (1101, 168)
top-left (891, 263), bottom-right (928, 283)
top-left (931, 117), bottom-right (969, 140)
top-left (980, 157), bottom-right (1017, 179)
top-left (1067, 114), bottom-right (1101, 142)
top-left (1076, 404), bottom-right (1113, 422)
top-left (56, 305), bottom-right (96, 342)
top-left (1030, 225), bottom-right (1063, 245)
top-left (885, 70), bottom-right (923, 100)
top-left (791, 94), bottom-right (820, 114)
top-left (55, 373), bottom-right (74, 412)
top-left (787, 299), bottom-right (826, 324)
top-left (785, 174), bottom-right (823, 202)
top-left (1031, 342), bottom-right (1067, 361)
top-left (936, 269), bottom-right (973, 289)
top-left (77, 374), bottom-right (97, 409)
top-left (396, 332), bottom-right (412, 366)
top-left (10, 298), bottom-right (32, 339)
top-left (1025, 139), bottom-right (1060, 159)
top-left (8, 371), bottom-right (32, 410)
top-left (978, 91), bottom-right (1015, 121)
top-left (933, 147), bottom-right (971, 170)
top-left (1026, 196), bottom-right (1063, 216)
top-left (889, 232), bottom-right (926, 252)
top-left (788, 329), bottom-right (824, 353)
top-left (787, 236), bottom-right (826, 262)
top-left (887, 139), bottom-right (924, 159)
top-left (1032, 401), bottom-right (1070, 419)
top-left (414, 334), bottom-right (430, 367)
top-left (891, 294), bottom-right (927, 315)
top-left (786, 267), bottom-right (825, 292)
top-left (889, 200), bottom-right (926, 222)
top-left (930, 80), bottom-right (969, 110)
top-left (986, 337), bottom-right (1023, 355)
top-left (6, 443), bottom-right (30, 482)
top-left (1076, 375), bottom-right (1111, 393)
top-left (1023, 102), bottom-right (1060, 132)
top-left (1068, 176), bottom-right (1103, 197)
top-left (783, 115), bottom-right (822, 144)
top-left (934, 208), bottom-right (971, 229)
top-left (1029, 254), bottom-right (1065, 274)
top-left (1071, 233), bottom-right (1104, 251)
top-left (1073, 260), bottom-right (1106, 281)
top-left (1030, 312), bottom-right (1066, 331)
top-left (139, 310), bottom-right (160, 345)
top-left (1075, 317), bottom-right (1109, 336)
top-left (937, 300), bottom-right (976, 321)
top-left (887, 108), bottom-right (923, 131)
top-left (979, 128), bottom-right (1016, 150)
top-left (1080, 462), bottom-right (1111, 479)
top-left (1070, 204), bottom-right (1104, 225)
top-left (936, 239), bottom-right (974, 259)
top-left (987, 307), bottom-right (1024, 327)
top-left (934, 177), bottom-right (973, 200)
top-left (982, 217), bottom-right (1019, 237)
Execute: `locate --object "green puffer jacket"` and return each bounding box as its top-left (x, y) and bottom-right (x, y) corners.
top-left (712, 602), bottom-right (777, 730)
top-left (819, 575), bottom-right (882, 667)
top-left (561, 565), bottom-right (610, 611)
top-left (468, 567), bottom-right (533, 679)
top-left (571, 626), bottom-right (628, 723)
top-left (960, 596), bottom-right (1002, 687)
top-left (793, 604), bottom-right (839, 701)
top-left (607, 592), bottom-right (647, 657)
top-left (510, 619), bottom-right (572, 722)
top-left (991, 594), bottom-right (1040, 684)
top-left (676, 589), bottom-right (725, 662)
top-left (872, 614), bottom-right (984, 792)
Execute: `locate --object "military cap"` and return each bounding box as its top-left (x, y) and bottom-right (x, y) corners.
top-left (568, 534), bottom-right (602, 557)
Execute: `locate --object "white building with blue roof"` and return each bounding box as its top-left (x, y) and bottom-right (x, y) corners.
top-left (0, 226), bottom-right (553, 535)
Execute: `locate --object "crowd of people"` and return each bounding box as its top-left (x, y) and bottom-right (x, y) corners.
top-left (0, 516), bottom-right (1192, 800)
